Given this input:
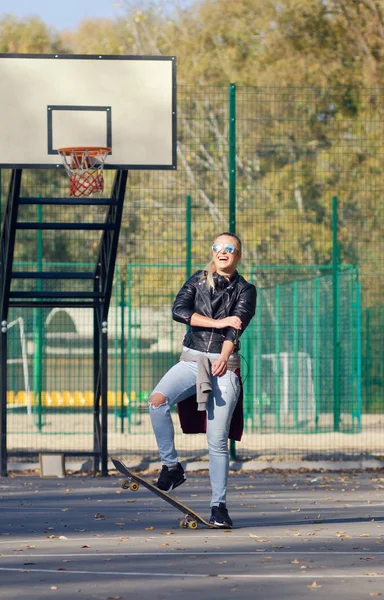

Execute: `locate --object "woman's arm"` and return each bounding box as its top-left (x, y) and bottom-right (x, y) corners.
top-left (172, 279), bottom-right (242, 330)
top-left (224, 284), bottom-right (257, 345)
top-left (172, 278), bottom-right (197, 324)
top-left (211, 340), bottom-right (235, 376)
top-left (190, 313), bottom-right (242, 330)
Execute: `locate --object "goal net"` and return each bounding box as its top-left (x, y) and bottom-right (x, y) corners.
top-left (7, 317), bottom-right (32, 416)
top-left (257, 352), bottom-right (316, 429)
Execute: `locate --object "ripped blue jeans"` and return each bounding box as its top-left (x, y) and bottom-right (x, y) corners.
top-left (149, 347), bottom-right (241, 506)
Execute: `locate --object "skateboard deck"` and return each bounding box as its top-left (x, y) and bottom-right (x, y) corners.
top-left (111, 457), bottom-right (218, 529)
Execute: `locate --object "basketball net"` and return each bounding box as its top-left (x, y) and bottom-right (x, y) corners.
top-left (58, 147), bottom-right (111, 197)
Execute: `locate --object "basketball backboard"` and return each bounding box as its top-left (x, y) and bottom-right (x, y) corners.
top-left (0, 54), bottom-right (176, 170)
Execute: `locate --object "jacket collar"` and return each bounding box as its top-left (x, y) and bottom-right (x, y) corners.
top-left (212, 270), bottom-right (239, 290)
top-left (196, 270), bottom-right (239, 318)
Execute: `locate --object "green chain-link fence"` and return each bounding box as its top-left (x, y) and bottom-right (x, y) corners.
top-left (1, 85), bottom-right (383, 461)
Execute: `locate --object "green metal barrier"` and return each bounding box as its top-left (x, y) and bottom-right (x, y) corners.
top-left (1, 84), bottom-right (383, 461)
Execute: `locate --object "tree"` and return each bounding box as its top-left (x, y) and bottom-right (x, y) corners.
top-left (0, 15), bottom-right (69, 53)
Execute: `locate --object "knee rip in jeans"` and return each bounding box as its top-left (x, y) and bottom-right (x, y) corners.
top-left (149, 392), bottom-right (168, 409)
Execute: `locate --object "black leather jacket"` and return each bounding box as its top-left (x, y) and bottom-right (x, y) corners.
top-left (172, 270), bottom-right (257, 353)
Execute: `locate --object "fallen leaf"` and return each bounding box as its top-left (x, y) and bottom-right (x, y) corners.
top-left (360, 534), bottom-right (371, 538)
top-left (58, 536), bottom-right (68, 540)
top-left (307, 581), bottom-right (322, 589)
top-left (145, 526), bottom-right (154, 531)
top-left (249, 534), bottom-right (269, 542)
top-left (81, 545), bottom-right (89, 549)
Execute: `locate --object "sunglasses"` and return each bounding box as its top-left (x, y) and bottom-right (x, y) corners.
top-left (212, 243), bottom-right (237, 254)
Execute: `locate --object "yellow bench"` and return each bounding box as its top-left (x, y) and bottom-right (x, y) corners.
top-left (7, 390), bottom-right (132, 408)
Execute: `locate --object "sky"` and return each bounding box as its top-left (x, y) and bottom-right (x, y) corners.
top-left (0, 0), bottom-right (126, 31)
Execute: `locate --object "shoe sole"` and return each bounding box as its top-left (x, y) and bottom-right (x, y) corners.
top-left (209, 520), bottom-right (233, 528)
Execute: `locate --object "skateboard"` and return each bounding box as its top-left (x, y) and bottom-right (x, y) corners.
top-left (111, 457), bottom-right (218, 529)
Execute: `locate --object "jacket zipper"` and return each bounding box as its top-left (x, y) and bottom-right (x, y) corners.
top-left (207, 291), bottom-right (231, 352)
top-left (207, 328), bottom-right (214, 352)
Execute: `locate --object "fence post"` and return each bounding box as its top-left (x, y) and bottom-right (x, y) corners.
top-left (120, 279), bottom-right (126, 434)
top-left (256, 290), bottom-right (263, 430)
top-left (34, 203), bottom-right (43, 432)
top-left (293, 280), bottom-right (299, 429)
top-left (229, 83), bottom-right (236, 234)
top-left (126, 265), bottom-right (132, 433)
top-left (313, 277), bottom-right (320, 431)
top-left (186, 195), bottom-right (192, 280)
top-left (113, 270), bottom-right (119, 432)
top-left (355, 271), bottom-right (362, 433)
top-left (275, 286), bottom-right (281, 432)
top-left (364, 308), bottom-right (371, 413)
top-left (228, 83), bottom-right (237, 460)
top-left (332, 196), bottom-right (341, 431)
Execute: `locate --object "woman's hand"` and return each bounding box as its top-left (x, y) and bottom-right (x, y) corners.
top-left (211, 358), bottom-right (228, 377)
top-left (215, 316), bottom-right (242, 330)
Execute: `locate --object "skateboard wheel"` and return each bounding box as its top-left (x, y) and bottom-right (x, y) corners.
top-left (188, 520), bottom-right (198, 530)
top-left (129, 482), bottom-right (139, 492)
top-left (179, 519), bottom-right (188, 529)
top-left (119, 479), bottom-right (130, 490)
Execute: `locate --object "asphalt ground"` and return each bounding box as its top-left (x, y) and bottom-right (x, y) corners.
top-left (0, 470), bottom-right (384, 600)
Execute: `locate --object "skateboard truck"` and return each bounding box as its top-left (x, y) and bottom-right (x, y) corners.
top-left (119, 478), bottom-right (139, 492)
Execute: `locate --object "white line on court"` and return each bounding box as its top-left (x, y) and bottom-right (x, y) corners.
top-left (0, 534), bottom-right (383, 544)
top-left (0, 567), bottom-right (383, 579)
top-left (2, 506), bottom-right (384, 513)
top-left (2, 551), bottom-right (384, 557)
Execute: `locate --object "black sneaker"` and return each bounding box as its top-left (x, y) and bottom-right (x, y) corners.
top-left (156, 463), bottom-right (186, 492)
top-left (209, 503), bottom-right (233, 528)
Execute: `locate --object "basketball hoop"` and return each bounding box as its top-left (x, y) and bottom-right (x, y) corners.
top-left (58, 146), bottom-right (111, 197)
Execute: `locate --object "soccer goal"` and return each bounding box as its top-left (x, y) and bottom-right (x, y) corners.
top-left (7, 317), bottom-right (32, 416)
top-left (257, 352), bottom-right (316, 428)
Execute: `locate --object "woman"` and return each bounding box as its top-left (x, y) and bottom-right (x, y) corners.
top-left (149, 232), bottom-right (256, 527)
